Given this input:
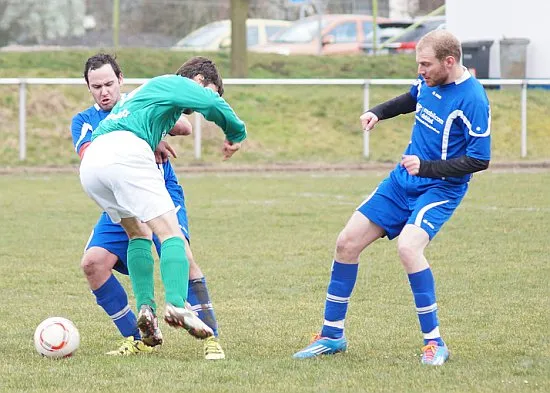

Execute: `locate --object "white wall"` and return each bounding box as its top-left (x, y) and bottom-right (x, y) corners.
top-left (446, 0), bottom-right (550, 78)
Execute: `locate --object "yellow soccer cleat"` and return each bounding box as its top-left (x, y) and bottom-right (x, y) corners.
top-left (105, 336), bottom-right (154, 356)
top-left (204, 336), bottom-right (225, 360)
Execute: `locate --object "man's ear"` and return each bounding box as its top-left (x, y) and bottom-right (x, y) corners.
top-left (193, 74), bottom-right (205, 84)
top-left (444, 56), bottom-right (456, 68)
top-left (119, 73), bottom-right (124, 85)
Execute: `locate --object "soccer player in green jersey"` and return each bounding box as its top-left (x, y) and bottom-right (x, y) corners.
top-left (80, 56), bottom-right (246, 342)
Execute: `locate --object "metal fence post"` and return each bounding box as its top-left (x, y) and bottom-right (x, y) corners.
top-left (363, 81), bottom-right (370, 158)
top-left (521, 81), bottom-right (528, 158)
top-left (194, 112), bottom-right (202, 160)
top-left (19, 80), bottom-right (27, 161)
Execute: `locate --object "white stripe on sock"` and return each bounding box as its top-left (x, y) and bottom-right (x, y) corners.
top-left (323, 319), bottom-right (345, 329)
top-left (326, 294), bottom-right (350, 303)
top-left (423, 326), bottom-right (441, 340)
top-left (416, 303), bottom-right (438, 314)
top-left (111, 305), bottom-right (131, 321)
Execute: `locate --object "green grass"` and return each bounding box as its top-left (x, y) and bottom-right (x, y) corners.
top-left (0, 49), bottom-right (549, 166)
top-left (0, 171), bottom-right (548, 392)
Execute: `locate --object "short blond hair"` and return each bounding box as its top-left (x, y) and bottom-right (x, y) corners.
top-left (417, 29), bottom-right (462, 62)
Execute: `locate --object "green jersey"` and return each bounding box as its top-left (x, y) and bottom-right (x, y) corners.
top-left (92, 74), bottom-right (246, 150)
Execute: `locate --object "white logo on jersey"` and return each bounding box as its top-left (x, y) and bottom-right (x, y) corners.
top-left (432, 91), bottom-right (442, 99)
top-left (422, 219), bottom-right (435, 229)
top-left (105, 109), bottom-right (130, 121)
top-left (420, 107), bottom-right (444, 125)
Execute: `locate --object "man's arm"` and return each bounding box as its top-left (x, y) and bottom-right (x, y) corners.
top-left (367, 92), bottom-right (417, 120)
top-left (70, 113), bottom-right (93, 159)
top-left (418, 156), bottom-right (490, 178)
top-left (154, 75), bottom-right (246, 143)
top-left (168, 115), bottom-right (192, 136)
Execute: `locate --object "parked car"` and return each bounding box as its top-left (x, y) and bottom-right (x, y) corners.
top-left (362, 16), bottom-right (445, 54)
top-left (360, 21), bottom-right (413, 54)
top-left (250, 14), bottom-right (391, 56)
top-left (171, 19), bottom-right (291, 51)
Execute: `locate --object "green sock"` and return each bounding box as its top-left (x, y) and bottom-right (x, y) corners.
top-left (127, 238), bottom-right (156, 312)
top-left (160, 237), bottom-right (189, 308)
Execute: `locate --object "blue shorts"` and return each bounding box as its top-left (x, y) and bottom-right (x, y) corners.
top-left (85, 204), bottom-right (190, 275)
top-left (357, 172), bottom-right (468, 240)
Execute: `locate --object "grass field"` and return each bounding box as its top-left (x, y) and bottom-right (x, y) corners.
top-left (0, 170), bottom-right (548, 392)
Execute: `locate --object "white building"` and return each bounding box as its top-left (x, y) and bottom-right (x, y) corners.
top-left (446, 0), bottom-right (550, 78)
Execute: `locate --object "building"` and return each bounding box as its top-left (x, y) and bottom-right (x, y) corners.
top-left (446, 0), bottom-right (550, 78)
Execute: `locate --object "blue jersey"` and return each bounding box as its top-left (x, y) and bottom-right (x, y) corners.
top-left (394, 70), bottom-right (491, 185)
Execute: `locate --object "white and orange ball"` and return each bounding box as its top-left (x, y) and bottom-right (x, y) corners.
top-left (34, 317), bottom-right (80, 358)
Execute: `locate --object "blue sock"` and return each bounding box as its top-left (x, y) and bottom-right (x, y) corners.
top-left (93, 274), bottom-right (140, 341)
top-left (321, 261), bottom-right (358, 339)
top-left (187, 277), bottom-right (219, 337)
top-left (408, 268), bottom-right (444, 346)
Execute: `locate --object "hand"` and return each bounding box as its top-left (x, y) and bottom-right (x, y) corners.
top-left (360, 111), bottom-right (379, 132)
top-left (154, 140), bottom-right (177, 164)
top-left (222, 139), bottom-right (241, 161)
top-left (401, 154), bottom-right (420, 176)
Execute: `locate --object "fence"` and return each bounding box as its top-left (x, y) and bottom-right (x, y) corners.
top-left (1, 77), bottom-right (549, 161)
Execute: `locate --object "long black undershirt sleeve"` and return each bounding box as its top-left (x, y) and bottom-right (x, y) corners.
top-left (418, 155), bottom-right (490, 178)
top-left (367, 92), bottom-right (417, 120)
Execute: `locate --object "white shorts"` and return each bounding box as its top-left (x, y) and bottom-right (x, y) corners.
top-left (79, 131), bottom-right (175, 223)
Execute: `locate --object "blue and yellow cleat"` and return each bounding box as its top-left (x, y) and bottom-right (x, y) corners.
top-left (421, 340), bottom-right (450, 366)
top-left (293, 334), bottom-right (347, 359)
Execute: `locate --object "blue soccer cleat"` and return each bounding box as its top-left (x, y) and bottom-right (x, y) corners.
top-left (293, 333), bottom-right (348, 359)
top-left (421, 340), bottom-right (450, 366)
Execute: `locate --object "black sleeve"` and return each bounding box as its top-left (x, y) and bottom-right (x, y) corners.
top-left (366, 92), bottom-right (417, 120)
top-left (418, 155), bottom-right (490, 178)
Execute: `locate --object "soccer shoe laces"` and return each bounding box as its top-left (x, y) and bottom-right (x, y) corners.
top-left (421, 341), bottom-right (437, 362)
top-left (204, 336), bottom-right (225, 360)
top-left (309, 332), bottom-right (322, 344)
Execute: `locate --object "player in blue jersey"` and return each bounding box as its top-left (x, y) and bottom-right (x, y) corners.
top-left (71, 53), bottom-right (225, 359)
top-left (294, 30), bottom-right (491, 365)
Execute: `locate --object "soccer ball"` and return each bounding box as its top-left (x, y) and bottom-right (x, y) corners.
top-left (34, 317), bottom-right (80, 359)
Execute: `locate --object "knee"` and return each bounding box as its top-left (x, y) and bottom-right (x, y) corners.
top-left (335, 230), bottom-right (360, 260)
top-left (80, 252), bottom-right (112, 278)
top-left (397, 240), bottom-right (420, 267)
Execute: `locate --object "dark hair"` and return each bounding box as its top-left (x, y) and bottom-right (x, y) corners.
top-left (175, 56), bottom-right (224, 97)
top-left (84, 53), bottom-right (122, 85)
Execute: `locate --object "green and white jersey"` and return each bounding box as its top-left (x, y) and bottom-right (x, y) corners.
top-left (92, 74), bottom-right (246, 150)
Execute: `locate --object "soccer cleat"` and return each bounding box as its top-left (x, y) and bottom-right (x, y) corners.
top-left (164, 303), bottom-right (214, 339)
top-left (105, 336), bottom-right (154, 356)
top-left (137, 305), bottom-right (163, 347)
top-left (204, 336), bottom-right (225, 360)
top-left (293, 333), bottom-right (348, 359)
top-left (421, 340), bottom-right (450, 366)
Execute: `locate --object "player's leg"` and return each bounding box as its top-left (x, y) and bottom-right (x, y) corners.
top-left (118, 216), bottom-right (164, 347)
top-left (185, 242), bottom-right (225, 359)
top-left (400, 185), bottom-right (465, 365)
top-left (294, 177), bottom-right (408, 359)
top-left (146, 211), bottom-right (213, 339)
top-left (293, 212), bottom-right (384, 359)
top-left (83, 214), bottom-right (142, 346)
top-left (152, 204), bottom-right (224, 357)
top-left (81, 246), bottom-right (140, 341)
top-left (175, 202), bottom-right (223, 356)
